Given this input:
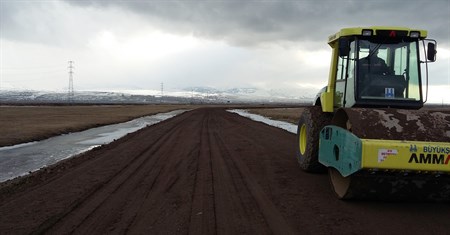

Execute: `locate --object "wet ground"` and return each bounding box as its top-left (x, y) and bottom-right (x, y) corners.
top-left (228, 109), bottom-right (297, 133)
top-left (0, 109), bottom-right (292, 183)
top-left (0, 110), bottom-right (186, 182)
top-left (1, 108), bottom-right (449, 234)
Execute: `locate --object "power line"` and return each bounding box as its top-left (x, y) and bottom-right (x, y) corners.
top-left (2, 64), bottom-right (67, 70)
top-left (2, 68), bottom-right (66, 75)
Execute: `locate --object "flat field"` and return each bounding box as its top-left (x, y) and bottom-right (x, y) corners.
top-left (0, 105), bottom-right (300, 147)
top-left (1, 108), bottom-right (449, 234)
top-left (3, 104), bottom-right (448, 147)
top-left (246, 107), bottom-right (303, 124)
top-left (0, 105), bottom-right (196, 147)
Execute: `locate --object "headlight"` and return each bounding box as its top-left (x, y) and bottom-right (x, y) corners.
top-left (410, 31), bottom-right (420, 38)
top-left (362, 29), bottom-right (373, 36)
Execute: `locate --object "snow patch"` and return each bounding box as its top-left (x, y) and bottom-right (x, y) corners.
top-left (228, 109), bottom-right (297, 134)
top-left (0, 110), bottom-right (188, 183)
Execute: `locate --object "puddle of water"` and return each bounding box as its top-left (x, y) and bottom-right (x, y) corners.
top-left (0, 110), bottom-right (187, 183)
top-left (228, 109), bottom-right (298, 134)
top-left (1, 109), bottom-right (294, 183)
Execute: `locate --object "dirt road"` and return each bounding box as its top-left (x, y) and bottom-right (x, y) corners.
top-left (1, 108), bottom-right (449, 234)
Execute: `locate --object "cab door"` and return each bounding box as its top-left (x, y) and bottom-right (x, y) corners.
top-left (335, 39), bottom-right (356, 108)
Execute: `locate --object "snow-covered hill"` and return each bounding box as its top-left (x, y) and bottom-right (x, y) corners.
top-left (0, 87), bottom-right (315, 104)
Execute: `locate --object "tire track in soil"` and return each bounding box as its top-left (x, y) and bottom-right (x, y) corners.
top-left (189, 108), bottom-right (293, 234)
top-left (188, 110), bottom-right (216, 234)
top-left (0, 110), bottom-right (196, 234)
top-left (45, 111), bottom-right (195, 234)
top-left (1, 108), bottom-right (450, 234)
top-left (213, 131), bottom-right (295, 235)
top-left (207, 111), bottom-right (295, 234)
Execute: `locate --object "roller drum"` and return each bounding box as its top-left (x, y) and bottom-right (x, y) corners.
top-left (333, 108), bottom-right (450, 142)
top-left (328, 108), bottom-right (450, 201)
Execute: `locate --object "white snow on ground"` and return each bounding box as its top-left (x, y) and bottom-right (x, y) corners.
top-left (228, 109), bottom-right (297, 134)
top-left (1, 109), bottom-right (295, 183)
top-left (0, 110), bottom-right (188, 183)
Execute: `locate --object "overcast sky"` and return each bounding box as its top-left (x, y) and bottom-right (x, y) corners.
top-left (1, 0), bottom-right (449, 102)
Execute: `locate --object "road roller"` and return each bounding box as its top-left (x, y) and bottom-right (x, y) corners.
top-left (297, 26), bottom-right (450, 201)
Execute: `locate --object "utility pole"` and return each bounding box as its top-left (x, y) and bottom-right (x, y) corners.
top-left (68, 61), bottom-right (74, 103)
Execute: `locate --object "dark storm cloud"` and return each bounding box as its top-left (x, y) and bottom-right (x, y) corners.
top-left (1, 1), bottom-right (83, 46)
top-left (62, 0), bottom-right (450, 46)
top-left (1, 1), bottom-right (35, 41)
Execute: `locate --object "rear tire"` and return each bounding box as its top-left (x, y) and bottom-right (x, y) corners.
top-left (296, 106), bottom-right (331, 173)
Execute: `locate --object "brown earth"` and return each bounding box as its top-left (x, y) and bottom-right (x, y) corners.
top-left (0, 108), bottom-right (449, 234)
top-left (0, 104), bottom-right (197, 147)
top-left (246, 107), bottom-right (304, 124)
top-left (0, 104), bottom-right (291, 147)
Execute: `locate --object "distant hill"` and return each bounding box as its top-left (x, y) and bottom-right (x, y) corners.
top-left (0, 87), bottom-right (315, 105)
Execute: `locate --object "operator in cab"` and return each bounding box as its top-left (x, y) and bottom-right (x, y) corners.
top-left (358, 49), bottom-right (392, 76)
top-left (357, 47), bottom-right (401, 98)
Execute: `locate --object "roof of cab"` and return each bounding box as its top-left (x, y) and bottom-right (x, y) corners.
top-left (328, 26), bottom-right (427, 46)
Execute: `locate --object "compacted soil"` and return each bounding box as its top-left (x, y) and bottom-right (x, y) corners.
top-left (0, 108), bottom-right (449, 234)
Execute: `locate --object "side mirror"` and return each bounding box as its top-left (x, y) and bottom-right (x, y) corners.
top-left (427, 42), bottom-right (436, 62)
top-left (338, 38), bottom-right (350, 57)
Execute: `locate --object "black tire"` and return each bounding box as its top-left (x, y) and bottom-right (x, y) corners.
top-left (296, 106), bottom-right (332, 173)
